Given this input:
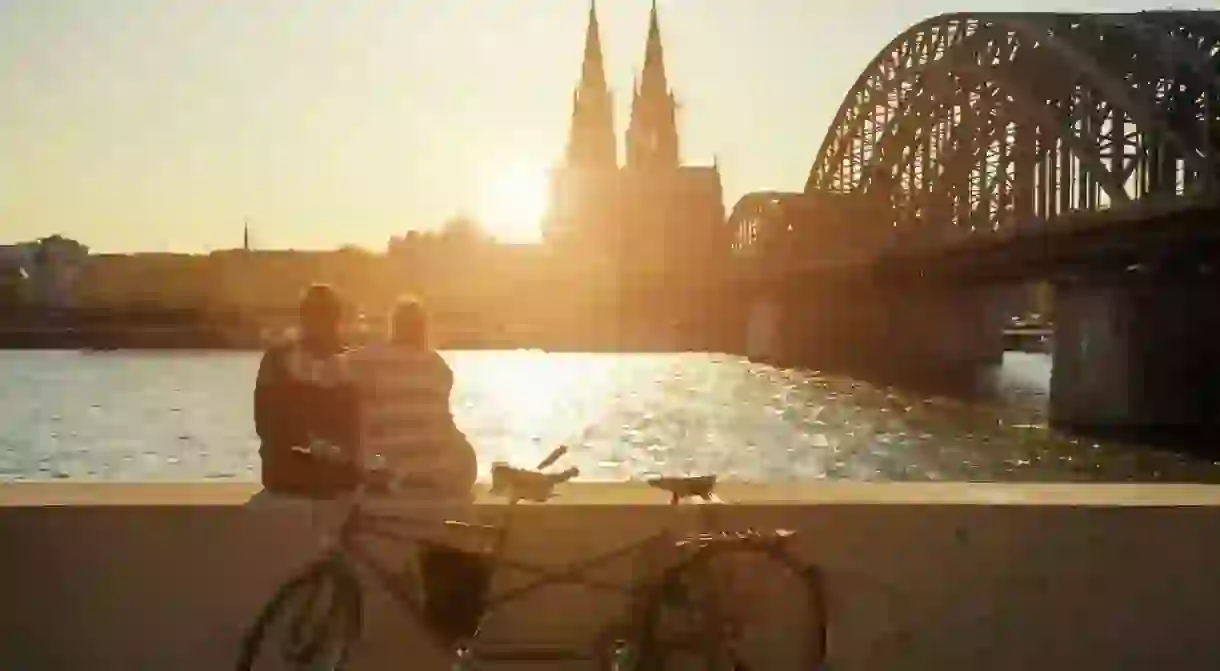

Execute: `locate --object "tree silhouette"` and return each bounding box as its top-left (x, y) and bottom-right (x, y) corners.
top-left (440, 214), bottom-right (488, 245)
top-left (337, 244), bottom-right (372, 256)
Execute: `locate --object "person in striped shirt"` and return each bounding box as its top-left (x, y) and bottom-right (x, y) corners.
top-left (343, 296), bottom-right (477, 498)
top-left (345, 296), bottom-right (488, 644)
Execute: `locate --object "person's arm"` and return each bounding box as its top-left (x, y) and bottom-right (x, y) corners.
top-left (439, 356), bottom-right (455, 397)
top-left (437, 353), bottom-right (464, 439)
top-left (338, 379), bottom-right (364, 470)
top-left (254, 346), bottom-right (288, 449)
top-left (436, 353), bottom-right (477, 491)
top-left (333, 351), bottom-right (366, 470)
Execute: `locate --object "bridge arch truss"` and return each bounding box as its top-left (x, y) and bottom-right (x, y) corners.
top-left (806, 11), bottom-right (1220, 244)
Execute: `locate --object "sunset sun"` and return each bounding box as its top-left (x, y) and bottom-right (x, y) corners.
top-left (477, 163), bottom-right (549, 243)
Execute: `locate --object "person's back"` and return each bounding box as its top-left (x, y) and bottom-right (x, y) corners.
top-left (344, 297), bottom-right (476, 497)
top-left (347, 297), bottom-right (486, 644)
top-left (255, 284), bottom-right (360, 498)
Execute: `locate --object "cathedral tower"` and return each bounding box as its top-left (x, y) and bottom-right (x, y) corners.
top-left (625, 0), bottom-right (680, 170)
top-left (564, 0), bottom-right (617, 170)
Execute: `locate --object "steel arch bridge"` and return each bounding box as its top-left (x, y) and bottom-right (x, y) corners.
top-left (740, 11), bottom-right (1220, 261)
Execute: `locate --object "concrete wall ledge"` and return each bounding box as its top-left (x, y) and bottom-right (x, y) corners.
top-left (2, 480), bottom-right (1220, 507)
top-left (2, 482), bottom-right (1218, 670)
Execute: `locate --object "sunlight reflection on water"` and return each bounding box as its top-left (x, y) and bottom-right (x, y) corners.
top-left (1, 350), bottom-right (1218, 483)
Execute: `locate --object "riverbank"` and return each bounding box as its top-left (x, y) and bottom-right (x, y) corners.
top-left (1, 325), bottom-right (1053, 354)
top-left (0, 331), bottom-right (714, 353)
top-left (0, 325), bottom-right (251, 350)
top-left (0, 322), bottom-right (578, 351)
top-left (0, 482), bottom-right (1216, 670)
top-left (0, 327), bottom-right (697, 351)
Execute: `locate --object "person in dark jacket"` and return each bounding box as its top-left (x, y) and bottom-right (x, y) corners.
top-left (254, 283), bottom-right (361, 498)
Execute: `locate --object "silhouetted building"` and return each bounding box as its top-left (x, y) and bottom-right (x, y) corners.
top-left (0, 235), bottom-right (90, 309)
top-left (544, 1), bottom-right (725, 276)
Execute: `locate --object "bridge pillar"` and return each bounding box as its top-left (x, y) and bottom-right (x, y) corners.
top-left (743, 277), bottom-right (1007, 381)
top-left (1050, 269), bottom-right (1220, 443)
top-left (881, 285), bottom-right (1008, 374)
top-left (744, 294), bottom-right (783, 363)
top-left (744, 276), bottom-right (883, 370)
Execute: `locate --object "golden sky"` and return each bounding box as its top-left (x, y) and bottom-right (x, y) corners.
top-left (0, 0), bottom-right (1152, 252)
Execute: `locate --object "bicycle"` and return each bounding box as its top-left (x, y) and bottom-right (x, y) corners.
top-left (236, 446), bottom-right (828, 670)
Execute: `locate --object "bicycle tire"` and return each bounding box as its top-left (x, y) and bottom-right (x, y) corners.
top-left (236, 559), bottom-right (364, 671)
top-left (635, 541), bottom-right (827, 670)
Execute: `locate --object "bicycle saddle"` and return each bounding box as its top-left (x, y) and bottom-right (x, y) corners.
top-left (647, 475), bottom-right (717, 503)
top-left (489, 462), bottom-right (579, 503)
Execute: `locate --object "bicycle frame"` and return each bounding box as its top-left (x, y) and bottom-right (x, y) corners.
top-left (320, 493), bottom-right (727, 660)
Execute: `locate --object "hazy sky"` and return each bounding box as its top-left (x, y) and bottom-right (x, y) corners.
top-left (1, 0), bottom-right (1165, 252)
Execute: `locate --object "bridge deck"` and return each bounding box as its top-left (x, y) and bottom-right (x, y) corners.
top-left (737, 195), bottom-right (1220, 284)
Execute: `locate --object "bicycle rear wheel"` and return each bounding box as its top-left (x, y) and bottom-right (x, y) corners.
top-left (637, 541), bottom-right (827, 670)
top-left (236, 560), bottom-right (363, 671)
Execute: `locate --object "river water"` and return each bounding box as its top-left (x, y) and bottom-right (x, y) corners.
top-left (1, 350), bottom-right (1217, 483)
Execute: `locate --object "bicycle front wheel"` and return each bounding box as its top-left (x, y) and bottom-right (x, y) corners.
top-left (236, 559), bottom-right (363, 671)
top-left (638, 540), bottom-right (827, 670)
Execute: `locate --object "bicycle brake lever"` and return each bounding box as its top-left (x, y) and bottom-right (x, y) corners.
top-left (535, 445), bottom-right (568, 471)
top-left (549, 466), bottom-right (580, 483)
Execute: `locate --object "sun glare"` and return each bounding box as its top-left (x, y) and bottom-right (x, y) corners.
top-left (477, 163), bottom-right (549, 243)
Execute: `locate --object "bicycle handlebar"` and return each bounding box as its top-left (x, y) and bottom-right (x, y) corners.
top-left (349, 446), bottom-right (579, 502)
top-left (547, 466), bottom-right (580, 485)
top-left (489, 457), bottom-right (579, 502)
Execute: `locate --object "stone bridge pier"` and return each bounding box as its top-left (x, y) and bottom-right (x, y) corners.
top-left (744, 275), bottom-right (1008, 384)
top-left (1051, 267), bottom-right (1220, 444)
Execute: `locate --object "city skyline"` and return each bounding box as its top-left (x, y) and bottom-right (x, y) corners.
top-left (1, 0), bottom-right (1158, 253)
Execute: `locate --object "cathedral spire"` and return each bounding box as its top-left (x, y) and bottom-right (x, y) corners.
top-left (565, 0), bottom-right (617, 170)
top-left (626, 0), bottom-right (679, 170)
top-left (581, 0), bottom-right (606, 91)
top-left (641, 0), bottom-right (668, 98)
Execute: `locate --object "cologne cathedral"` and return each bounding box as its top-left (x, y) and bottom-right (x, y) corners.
top-left (543, 1), bottom-right (727, 277)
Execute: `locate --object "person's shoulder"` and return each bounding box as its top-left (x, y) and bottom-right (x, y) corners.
top-left (425, 349), bottom-right (454, 377)
top-left (262, 339), bottom-right (349, 386)
top-left (339, 341), bottom-right (393, 378)
top-left (428, 348), bottom-right (450, 364)
top-left (263, 338), bottom-right (296, 358)
top-left (341, 341), bottom-right (387, 363)
top-left (256, 339), bottom-right (295, 382)
top-left (260, 338), bottom-right (298, 365)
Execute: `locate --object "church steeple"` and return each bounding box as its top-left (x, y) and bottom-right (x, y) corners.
top-left (626, 0), bottom-right (680, 170)
top-left (564, 0), bottom-right (617, 170)
top-left (581, 0), bottom-right (607, 93)
top-left (640, 0), bottom-right (669, 99)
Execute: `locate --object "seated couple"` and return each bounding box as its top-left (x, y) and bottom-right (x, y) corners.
top-left (253, 284), bottom-right (487, 644)
top-left (254, 284), bottom-right (476, 500)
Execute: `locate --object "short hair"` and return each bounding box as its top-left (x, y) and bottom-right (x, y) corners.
top-left (299, 283), bottom-right (343, 325)
top-left (390, 295), bottom-right (429, 348)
